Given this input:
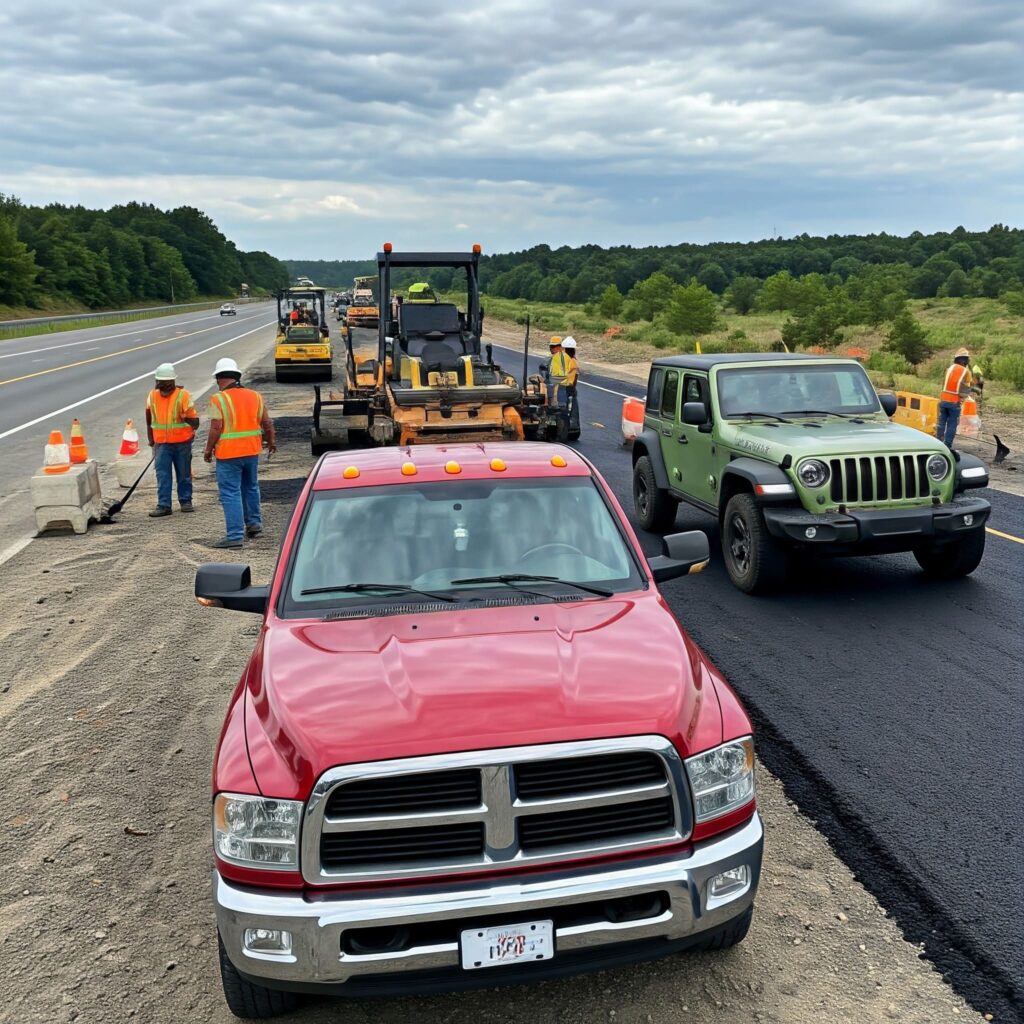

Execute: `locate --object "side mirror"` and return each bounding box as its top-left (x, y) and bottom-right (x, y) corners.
top-left (196, 564), bottom-right (269, 615)
top-left (647, 531), bottom-right (710, 584)
top-left (879, 392), bottom-right (897, 417)
top-left (681, 401), bottom-right (709, 426)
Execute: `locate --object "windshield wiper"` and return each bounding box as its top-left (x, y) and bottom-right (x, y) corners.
top-left (727, 411), bottom-right (792, 423)
top-left (450, 574), bottom-right (613, 598)
top-left (300, 582), bottom-right (457, 602)
top-left (780, 409), bottom-right (863, 419)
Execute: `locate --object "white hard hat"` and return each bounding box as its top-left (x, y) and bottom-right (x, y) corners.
top-left (214, 357), bottom-right (241, 377)
top-left (562, 336), bottom-right (577, 351)
top-left (154, 362), bottom-right (176, 381)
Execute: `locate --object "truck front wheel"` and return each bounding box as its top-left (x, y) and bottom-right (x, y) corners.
top-left (722, 493), bottom-right (790, 594)
top-left (913, 529), bottom-right (986, 579)
top-left (218, 934), bottom-right (301, 1020)
top-left (633, 455), bottom-right (678, 532)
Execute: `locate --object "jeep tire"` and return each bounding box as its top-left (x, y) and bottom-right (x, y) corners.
top-left (218, 933), bottom-right (301, 1019)
top-left (722, 493), bottom-right (790, 594)
top-left (913, 528), bottom-right (985, 579)
top-left (633, 455), bottom-right (678, 532)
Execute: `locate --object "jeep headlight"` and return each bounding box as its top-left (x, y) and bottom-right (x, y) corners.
top-left (685, 737), bottom-right (755, 823)
top-left (927, 453), bottom-right (950, 481)
top-left (214, 793), bottom-right (302, 870)
top-left (797, 459), bottom-right (830, 488)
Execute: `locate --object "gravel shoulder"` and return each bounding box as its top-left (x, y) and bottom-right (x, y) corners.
top-left (0, 345), bottom-right (988, 1023)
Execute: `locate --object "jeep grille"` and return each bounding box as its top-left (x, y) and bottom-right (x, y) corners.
top-left (302, 736), bottom-right (690, 884)
top-left (828, 453), bottom-right (935, 505)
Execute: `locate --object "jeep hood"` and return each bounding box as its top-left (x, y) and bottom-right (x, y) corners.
top-left (725, 418), bottom-right (943, 461)
top-left (243, 597), bottom-right (725, 799)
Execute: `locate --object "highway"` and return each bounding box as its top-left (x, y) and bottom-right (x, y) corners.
top-left (487, 336), bottom-right (1024, 1021)
top-left (0, 303), bottom-right (279, 551)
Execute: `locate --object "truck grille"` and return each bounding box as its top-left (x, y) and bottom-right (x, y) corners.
top-left (828, 453), bottom-right (933, 505)
top-left (302, 737), bottom-right (690, 884)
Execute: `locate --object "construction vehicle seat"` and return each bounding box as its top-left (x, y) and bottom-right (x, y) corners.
top-left (400, 303), bottom-right (466, 372)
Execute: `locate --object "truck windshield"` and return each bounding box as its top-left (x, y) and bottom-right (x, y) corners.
top-left (716, 364), bottom-right (880, 419)
top-left (281, 478), bottom-right (643, 616)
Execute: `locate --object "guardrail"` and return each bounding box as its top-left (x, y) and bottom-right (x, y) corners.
top-left (0, 297), bottom-right (268, 339)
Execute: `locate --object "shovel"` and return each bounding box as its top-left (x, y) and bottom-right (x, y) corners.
top-left (98, 456), bottom-right (155, 523)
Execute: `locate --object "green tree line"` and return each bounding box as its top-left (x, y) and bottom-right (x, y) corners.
top-left (0, 194), bottom-right (289, 310)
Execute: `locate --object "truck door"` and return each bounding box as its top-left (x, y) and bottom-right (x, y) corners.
top-left (675, 373), bottom-right (717, 506)
top-left (656, 369), bottom-right (681, 479)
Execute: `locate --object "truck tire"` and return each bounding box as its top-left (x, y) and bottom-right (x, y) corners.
top-left (686, 906), bottom-right (753, 953)
top-left (913, 529), bottom-right (985, 579)
top-left (218, 934), bottom-right (301, 1020)
top-left (721, 493), bottom-right (790, 594)
top-left (633, 455), bottom-right (678, 532)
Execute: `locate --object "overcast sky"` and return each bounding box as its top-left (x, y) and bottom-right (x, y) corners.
top-left (1, 0), bottom-right (1021, 259)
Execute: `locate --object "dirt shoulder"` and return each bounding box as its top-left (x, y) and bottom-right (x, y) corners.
top-left (484, 317), bottom-right (1024, 497)
top-left (0, 345), bottom-right (987, 1023)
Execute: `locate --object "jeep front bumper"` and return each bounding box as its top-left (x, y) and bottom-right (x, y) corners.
top-left (214, 813), bottom-right (762, 996)
top-left (762, 495), bottom-right (990, 547)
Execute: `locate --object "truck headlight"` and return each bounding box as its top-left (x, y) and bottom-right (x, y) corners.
top-left (685, 738), bottom-right (755, 823)
top-left (927, 454), bottom-right (950, 481)
top-left (214, 794), bottom-right (302, 870)
top-left (797, 459), bottom-right (830, 488)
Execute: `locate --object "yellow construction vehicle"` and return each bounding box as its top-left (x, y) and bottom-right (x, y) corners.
top-left (345, 276), bottom-right (379, 329)
top-left (275, 286), bottom-right (332, 383)
top-left (311, 245), bottom-right (524, 452)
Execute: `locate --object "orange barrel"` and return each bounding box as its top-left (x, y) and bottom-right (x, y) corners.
top-left (621, 397), bottom-right (645, 443)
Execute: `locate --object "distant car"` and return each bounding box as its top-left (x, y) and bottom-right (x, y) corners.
top-left (220, 304), bottom-right (237, 316)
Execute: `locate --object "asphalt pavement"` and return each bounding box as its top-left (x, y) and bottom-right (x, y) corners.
top-left (0, 303), bottom-right (279, 548)
top-left (490, 339), bottom-right (1024, 1021)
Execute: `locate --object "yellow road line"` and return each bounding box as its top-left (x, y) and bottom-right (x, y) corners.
top-left (986, 527), bottom-right (1024, 545)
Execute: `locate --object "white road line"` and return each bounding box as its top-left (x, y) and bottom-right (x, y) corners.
top-left (490, 342), bottom-right (638, 399)
top-left (0, 320), bottom-right (275, 442)
top-left (0, 534), bottom-right (34, 569)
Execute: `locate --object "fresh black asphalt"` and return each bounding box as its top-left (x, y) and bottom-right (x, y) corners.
top-left (492, 340), bottom-right (1024, 1021)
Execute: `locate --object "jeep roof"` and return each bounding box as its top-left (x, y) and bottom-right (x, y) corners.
top-left (652, 353), bottom-right (836, 371)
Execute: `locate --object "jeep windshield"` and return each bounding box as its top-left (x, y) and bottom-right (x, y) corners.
top-left (281, 477), bottom-right (644, 616)
top-left (716, 363), bottom-right (881, 419)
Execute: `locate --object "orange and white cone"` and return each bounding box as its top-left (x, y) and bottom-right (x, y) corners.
top-left (69, 418), bottom-right (89, 464)
top-left (119, 420), bottom-right (140, 456)
top-left (43, 430), bottom-right (71, 474)
top-left (621, 397), bottom-right (644, 444)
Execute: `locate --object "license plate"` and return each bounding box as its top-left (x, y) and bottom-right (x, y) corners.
top-left (460, 920), bottom-right (554, 970)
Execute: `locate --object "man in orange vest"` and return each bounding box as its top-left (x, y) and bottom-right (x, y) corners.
top-left (202, 357), bottom-right (276, 549)
top-left (146, 362), bottom-right (199, 517)
top-left (936, 347), bottom-right (976, 448)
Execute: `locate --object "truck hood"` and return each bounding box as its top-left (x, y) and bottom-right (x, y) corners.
top-left (722, 418), bottom-right (943, 461)
top-left (243, 596), bottom-right (724, 799)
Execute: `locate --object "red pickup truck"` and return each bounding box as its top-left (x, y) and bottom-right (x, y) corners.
top-left (197, 443), bottom-right (764, 1019)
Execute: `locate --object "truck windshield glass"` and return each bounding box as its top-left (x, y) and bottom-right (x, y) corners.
top-left (282, 478), bottom-right (643, 616)
top-left (717, 364), bottom-right (880, 419)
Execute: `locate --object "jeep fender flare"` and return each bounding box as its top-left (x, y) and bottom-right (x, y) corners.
top-left (719, 458), bottom-right (796, 515)
top-left (631, 428), bottom-right (672, 490)
top-left (954, 451), bottom-right (989, 491)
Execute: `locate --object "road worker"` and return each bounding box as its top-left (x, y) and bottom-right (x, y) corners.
top-left (289, 305), bottom-right (300, 324)
top-left (562, 336), bottom-right (581, 436)
top-left (936, 347), bottom-right (977, 448)
top-left (406, 282), bottom-right (439, 304)
top-left (546, 335), bottom-right (571, 406)
top-left (146, 362), bottom-right (199, 517)
top-left (202, 357), bottom-right (276, 549)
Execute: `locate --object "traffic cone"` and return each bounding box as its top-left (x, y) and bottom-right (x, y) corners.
top-left (43, 430), bottom-right (71, 474)
top-left (621, 397), bottom-right (644, 444)
top-left (119, 420), bottom-right (140, 456)
top-left (69, 418), bottom-right (89, 464)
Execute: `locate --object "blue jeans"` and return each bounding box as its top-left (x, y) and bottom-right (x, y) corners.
top-left (936, 400), bottom-right (961, 448)
top-left (154, 441), bottom-right (193, 507)
top-left (215, 455), bottom-right (261, 541)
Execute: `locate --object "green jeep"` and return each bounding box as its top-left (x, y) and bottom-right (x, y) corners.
top-left (631, 354), bottom-right (991, 593)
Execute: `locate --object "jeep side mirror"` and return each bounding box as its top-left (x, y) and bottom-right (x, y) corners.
top-left (879, 392), bottom-right (897, 417)
top-left (647, 531), bottom-right (710, 583)
top-left (196, 564), bottom-right (269, 615)
top-left (682, 401), bottom-right (709, 426)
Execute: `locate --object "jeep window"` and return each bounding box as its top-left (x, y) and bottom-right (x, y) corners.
top-left (660, 370), bottom-right (679, 419)
top-left (282, 478), bottom-right (644, 616)
top-left (716, 364), bottom-right (881, 418)
top-left (646, 368), bottom-right (663, 413)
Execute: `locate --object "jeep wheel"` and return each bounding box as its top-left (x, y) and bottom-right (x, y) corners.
top-left (722, 493), bottom-right (790, 594)
top-left (219, 934), bottom-right (301, 1019)
top-left (633, 455), bottom-right (677, 532)
top-left (913, 529), bottom-right (986, 579)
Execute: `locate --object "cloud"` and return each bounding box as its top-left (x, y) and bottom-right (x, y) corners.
top-left (0, 0), bottom-right (1020, 256)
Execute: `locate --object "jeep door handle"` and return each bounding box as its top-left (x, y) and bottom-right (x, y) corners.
top-left (677, 435), bottom-right (688, 444)
top-left (661, 429), bottom-right (672, 437)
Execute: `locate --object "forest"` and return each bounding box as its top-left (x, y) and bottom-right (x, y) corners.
top-left (0, 194), bottom-right (289, 312)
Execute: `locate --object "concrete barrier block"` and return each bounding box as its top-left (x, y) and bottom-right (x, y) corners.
top-left (115, 454), bottom-right (151, 488)
top-left (31, 463), bottom-right (103, 535)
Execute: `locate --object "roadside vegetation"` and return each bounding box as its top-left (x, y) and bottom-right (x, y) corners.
top-left (0, 193), bottom-right (289, 315)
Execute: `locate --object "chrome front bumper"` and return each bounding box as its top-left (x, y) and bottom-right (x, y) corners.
top-left (215, 813), bottom-right (763, 992)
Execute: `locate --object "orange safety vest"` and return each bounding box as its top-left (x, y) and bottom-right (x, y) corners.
top-left (211, 387), bottom-right (265, 459)
top-left (148, 387), bottom-right (195, 443)
top-left (940, 363), bottom-right (970, 404)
